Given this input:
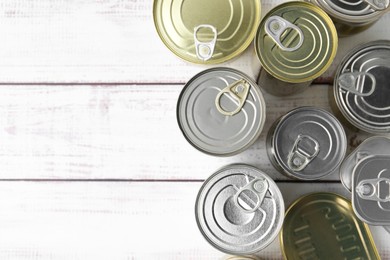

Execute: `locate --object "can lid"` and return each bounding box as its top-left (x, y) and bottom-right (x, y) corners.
top-left (340, 136), bottom-right (390, 192)
top-left (255, 1), bottom-right (337, 83)
top-left (352, 155), bottom-right (390, 225)
top-left (271, 107), bottom-right (346, 180)
top-left (313, 0), bottom-right (388, 23)
top-left (177, 68), bottom-right (266, 156)
top-left (153, 0), bottom-right (261, 64)
top-left (281, 193), bottom-right (380, 260)
top-left (334, 40), bottom-right (390, 133)
top-left (195, 164), bottom-right (284, 254)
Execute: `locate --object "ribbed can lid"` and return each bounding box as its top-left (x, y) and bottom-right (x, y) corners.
top-left (195, 164), bottom-right (284, 254)
top-left (334, 40), bottom-right (390, 133)
top-left (270, 107), bottom-right (346, 180)
top-left (352, 155), bottom-right (390, 225)
top-left (255, 1), bottom-right (338, 83)
top-left (177, 68), bottom-right (266, 156)
top-left (153, 0), bottom-right (261, 64)
top-left (312, 0), bottom-right (388, 23)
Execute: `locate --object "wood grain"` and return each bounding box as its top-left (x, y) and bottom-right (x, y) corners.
top-left (0, 0), bottom-right (389, 83)
top-left (0, 181), bottom-right (387, 260)
top-left (0, 84), bottom-right (379, 180)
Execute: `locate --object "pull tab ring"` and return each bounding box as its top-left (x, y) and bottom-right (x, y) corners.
top-left (363, 0), bottom-right (389, 10)
top-left (338, 72), bottom-right (376, 97)
top-left (287, 135), bottom-right (320, 172)
top-left (234, 178), bottom-right (269, 213)
top-left (356, 177), bottom-right (390, 203)
top-left (264, 16), bottom-right (304, 52)
top-left (215, 79), bottom-right (250, 116)
top-left (194, 25), bottom-right (217, 61)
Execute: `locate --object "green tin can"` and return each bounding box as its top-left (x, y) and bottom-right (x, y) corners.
top-left (255, 1), bottom-right (338, 96)
top-left (281, 193), bottom-right (380, 260)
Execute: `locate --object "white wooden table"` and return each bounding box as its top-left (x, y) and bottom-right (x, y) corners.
top-left (0, 0), bottom-right (389, 259)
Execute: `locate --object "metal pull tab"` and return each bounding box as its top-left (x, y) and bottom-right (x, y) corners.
top-left (363, 0), bottom-right (389, 10)
top-left (356, 177), bottom-right (390, 203)
top-left (338, 72), bottom-right (376, 97)
top-left (194, 25), bottom-right (217, 61)
top-left (287, 135), bottom-right (320, 172)
top-left (234, 178), bottom-right (269, 213)
top-left (264, 16), bottom-right (304, 52)
top-left (215, 79), bottom-right (250, 116)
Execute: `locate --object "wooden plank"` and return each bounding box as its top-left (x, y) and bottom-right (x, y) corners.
top-left (0, 84), bottom-right (379, 180)
top-left (0, 181), bottom-right (387, 259)
top-left (0, 0), bottom-right (389, 83)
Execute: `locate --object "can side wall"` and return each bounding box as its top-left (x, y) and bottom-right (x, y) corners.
top-left (257, 67), bottom-right (311, 97)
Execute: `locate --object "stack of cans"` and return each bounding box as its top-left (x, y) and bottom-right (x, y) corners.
top-left (153, 0), bottom-right (389, 257)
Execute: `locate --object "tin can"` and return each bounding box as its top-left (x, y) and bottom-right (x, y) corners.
top-left (153, 0), bottom-right (261, 64)
top-left (281, 193), bottom-right (380, 260)
top-left (308, 0), bottom-right (389, 36)
top-left (195, 164), bottom-right (284, 255)
top-left (334, 40), bottom-right (390, 134)
top-left (340, 136), bottom-right (390, 192)
top-left (352, 155), bottom-right (390, 227)
top-left (267, 107), bottom-right (347, 180)
top-left (255, 1), bottom-right (338, 96)
top-left (177, 68), bottom-right (266, 156)
top-left (223, 256), bottom-right (260, 260)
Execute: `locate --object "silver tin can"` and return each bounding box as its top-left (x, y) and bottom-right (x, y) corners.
top-left (340, 136), bottom-right (390, 191)
top-left (195, 164), bottom-right (284, 254)
top-left (267, 107), bottom-right (347, 180)
top-left (334, 40), bottom-right (390, 134)
top-left (352, 155), bottom-right (390, 226)
top-left (177, 68), bottom-right (266, 156)
top-left (309, 0), bottom-right (389, 36)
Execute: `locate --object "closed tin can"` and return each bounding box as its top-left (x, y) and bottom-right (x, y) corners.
top-left (340, 136), bottom-right (390, 192)
top-left (153, 0), bottom-right (261, 64)
top-left (223, 256), bottom-right (260, 260)
top-left (281, 193), bottom-right (380, 260)
top-left (334, 40), bottom-right (390, 134)
top-left (255, 1), bottom-right (338, 96)
top-left (308, 0), bottom-right (389, 36)
top-left (267, 107), bottom-right (347, 180)
top-left (352, 155), bottom-right (390, 227)
top-left (177, 68), bottom-right (266, 156)
top-left (195, 164), bottom-right (284, 254)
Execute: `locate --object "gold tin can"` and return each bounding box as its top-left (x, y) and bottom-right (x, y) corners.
top-left (153, 0), bottom-right (261, 64)
top-left (281, 193), bottom-right (380, 260)
top-left (255, 2), bottom-right (338, 96)
top-left (308, 0), bottom-right (389, 36)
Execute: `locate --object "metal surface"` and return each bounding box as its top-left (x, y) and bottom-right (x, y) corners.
top-left (281, 193), bottom-right (380, 260)
top-left (267, 107), bottom-right (347, 180)
top-left (223, 256), bottom-right (260, 260)
top-left (334, 40), bottom-right (390, 133)
top-left (255, 1), bottom-right (337, 85)
top-left (352, 155), bottom-right (390, 225)
top-left (153, 0), bottom-right (261, 64)
top-left (177, 68), bottom-right (266, 156)
top-left (309, 0), bottom-right (389, 35)
top-left (340, 136), bottom-right (390, 192)
top-left (195, 164), bottom-right (284, 255)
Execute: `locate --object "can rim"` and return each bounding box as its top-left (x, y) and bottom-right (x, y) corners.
top-left (310, 0), bottom-right (387, 24)
top-left (271, 106), bottom-right (347, 180)
top-left (195, 164), bottom-right (285, 254)
top-left (176, 67), bottom-right (266, 156)
top-left (254, 1), bottom-right (338, 83)
top-left (152, 0), bottom-right (261, 65)
top-left (333, 40), bottom-right (390, 134)
top-left (280, 192), bottom-right (380, 259)
top-left (351, 154), bottom-right (390, 225)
